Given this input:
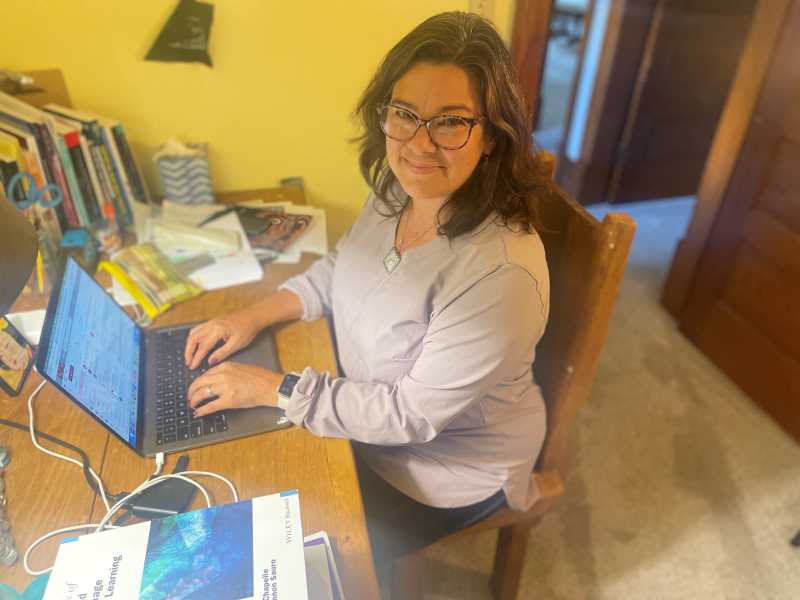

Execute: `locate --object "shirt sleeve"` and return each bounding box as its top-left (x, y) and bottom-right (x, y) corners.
top-left (277, 225), bottom-right (351, 321)
top-left (283, 264), bottom-right (547, 444)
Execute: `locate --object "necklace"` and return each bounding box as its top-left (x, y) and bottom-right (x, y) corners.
top-left (383, 209), bottom-right (437, 273)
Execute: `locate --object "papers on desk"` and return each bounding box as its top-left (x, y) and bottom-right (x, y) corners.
top-left (43, 491), bottom-right (309, 600)
top-left (114, 198), bottom-right (328, 303)
top-left (124, 201), bottom-right (264, 294)
top-left (176, 210), bottom-right (263, 291)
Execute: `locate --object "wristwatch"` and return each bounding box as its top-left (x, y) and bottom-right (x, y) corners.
top-left (276, 372), bottom-right (301, 410)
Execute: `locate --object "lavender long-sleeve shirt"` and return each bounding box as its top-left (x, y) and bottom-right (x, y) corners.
top-left (278, 194), bottom-right (549, 510)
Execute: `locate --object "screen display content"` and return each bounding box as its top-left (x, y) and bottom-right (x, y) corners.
top-left (43, 258), bottom-right (140, 446)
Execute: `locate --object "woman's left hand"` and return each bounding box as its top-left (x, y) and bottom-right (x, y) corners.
top-left (187, 362), bottom-right (283, 417)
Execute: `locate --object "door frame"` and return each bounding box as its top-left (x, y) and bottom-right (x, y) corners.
top-left (661, 0), bottom-right (794, 317)
top-left (554, 0), bottom-right (658, 204)
top-left (509, 0), bottom-right (555, 127)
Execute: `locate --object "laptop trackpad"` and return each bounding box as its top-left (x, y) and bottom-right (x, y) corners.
top-left (226, 328), bottom-right (282, 372)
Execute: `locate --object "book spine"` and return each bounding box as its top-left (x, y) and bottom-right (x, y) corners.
top-left (66, 135), bottom-right (101, 223)
top-left (22, 148), bottom-right (63, 246)
top-left (55, 133), bottom-right (91, 227)
top-left (99, 144), bottom-right (127, 225)
top-left (39, 123), bottom-right (80, 228)
top-left (111, 124), bottom-right (150, 203)
top-left (15, 118), bottom-right (70, 230)
top-left (99, 126), bottom-right (132, 226)
top-left (90, 144), bottom-right (117, 215)
top-left (79, 133), bottom-right (108, 213)
top-left (81, 128), bottom-right (111, 211)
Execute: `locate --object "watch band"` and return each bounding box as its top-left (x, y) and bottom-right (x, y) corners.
top-left (276, 372), bottom-right (301, 410)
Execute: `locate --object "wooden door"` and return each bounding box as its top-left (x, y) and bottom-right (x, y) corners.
top-left (510, 0), bottom-right (554, 126)
top-left (607, 0), bottom-right (755, 203)
top-left (679, 0), bottom-right (800, 441)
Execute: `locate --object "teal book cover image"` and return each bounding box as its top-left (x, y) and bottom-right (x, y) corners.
top-left (43, 491), bottom-right (308, 600)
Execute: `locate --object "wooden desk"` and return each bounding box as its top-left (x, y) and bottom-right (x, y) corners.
top-left (0, 254), bottom-right (380, 599)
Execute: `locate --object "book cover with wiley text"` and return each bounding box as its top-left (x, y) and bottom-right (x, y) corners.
top-left (43, 491), bottom-right (308, 600)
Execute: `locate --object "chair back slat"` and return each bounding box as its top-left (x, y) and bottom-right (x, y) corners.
top-left (533, 187), bottom-right (636, 476)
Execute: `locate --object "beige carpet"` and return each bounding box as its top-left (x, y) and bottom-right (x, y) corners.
top-left (390, 197), bottom-right (800, 599)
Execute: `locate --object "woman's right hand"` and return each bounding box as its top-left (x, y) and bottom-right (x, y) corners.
top-left (184, 309), bottom-right (261, 369)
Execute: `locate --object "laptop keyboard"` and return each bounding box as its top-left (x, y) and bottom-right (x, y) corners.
top-left (153, 328), bottom-right (228, 446)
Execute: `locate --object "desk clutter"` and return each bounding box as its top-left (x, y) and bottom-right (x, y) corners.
top-left (40, 490), bottom-right (344, 600)
top-left (0, 89), bottom-right (151, 294)
top-left (0, 85), bottom-right (328, 305)
top-left (109, 198), bottom-right (327, 314)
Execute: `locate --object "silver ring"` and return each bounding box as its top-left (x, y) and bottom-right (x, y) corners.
top-left (206, 384), bottom-right (214, 398)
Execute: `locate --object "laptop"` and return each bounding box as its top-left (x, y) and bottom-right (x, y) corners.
top-left (35, 255), bottom-right (291, 457)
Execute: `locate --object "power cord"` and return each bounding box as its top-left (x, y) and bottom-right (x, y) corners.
top-left (21, 380), bottom-right (240, 576)
top-left (24, 470), bottom-right (239, 575)
top-left (27, 380), bottom-right (111, 512)
top-left (0, 417), bottom-right (127, 504)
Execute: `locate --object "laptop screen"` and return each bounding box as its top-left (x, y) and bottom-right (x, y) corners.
top-left (42, 258), bottom-right (140, 447)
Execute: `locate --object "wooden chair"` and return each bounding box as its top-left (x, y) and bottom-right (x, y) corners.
top-left (392, 186), bottom-right (636, 599)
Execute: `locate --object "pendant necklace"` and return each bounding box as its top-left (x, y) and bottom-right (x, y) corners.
top-left (383, 209), bottom-right (436, 273)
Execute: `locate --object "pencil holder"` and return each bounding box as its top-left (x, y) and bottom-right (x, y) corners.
top-left (154, 139), bottom-right (215, 204)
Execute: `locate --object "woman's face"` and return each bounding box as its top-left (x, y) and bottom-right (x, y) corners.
top-left (0, 329), bottom-right (27, 371)
top-left (385, 62), bottom-right (491, 204)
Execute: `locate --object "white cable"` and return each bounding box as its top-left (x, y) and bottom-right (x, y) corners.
top-left (23, 523), bottom-right (118, 576)
top-left (24, 383), bottom-right (240, 575)
top-left (152, 452), bottom-right (165, 477)
top-left (94, 471), bottom-right (238, 532)
top-left (96, 474), bottom-right (212, 532)
top-left (27, 380), bottom-right (111, 513)
top-left (177, 470), bottom-right (239, 503)
top-left (23, 474), bottom-right (214, 576)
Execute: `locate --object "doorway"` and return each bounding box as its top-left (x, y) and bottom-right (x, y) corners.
top-left (535, 0), bottom-right (591, 153)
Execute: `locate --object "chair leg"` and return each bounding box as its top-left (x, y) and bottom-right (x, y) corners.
top-left (391, 550), bottom-right (426, 600)
top-left (490, 523), bottom-right (531, 600)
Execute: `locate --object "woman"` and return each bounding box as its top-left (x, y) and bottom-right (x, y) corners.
top-left (185, 11), bottom-right (551, 565)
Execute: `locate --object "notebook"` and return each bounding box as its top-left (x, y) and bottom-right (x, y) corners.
top-left (35, 256), bottom-right (290, 456)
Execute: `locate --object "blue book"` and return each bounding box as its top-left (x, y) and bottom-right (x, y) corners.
top-left (43, 490), bottom-right (309, 600)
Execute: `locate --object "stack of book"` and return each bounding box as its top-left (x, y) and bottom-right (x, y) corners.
top-left (42, 490), bottom-right (345, 600)
top-left (0, 90), bottom-right (150, 286)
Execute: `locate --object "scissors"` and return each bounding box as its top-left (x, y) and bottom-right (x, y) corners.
top-left (5, 171), bottom-right (63, 211)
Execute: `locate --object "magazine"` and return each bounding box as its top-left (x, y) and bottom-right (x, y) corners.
top-left (236, 208), bottom-right (313, 258)
top-left (43, 491), bottom-right (308, 600)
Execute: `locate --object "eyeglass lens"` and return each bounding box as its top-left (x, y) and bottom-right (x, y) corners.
top-left (380, 106), bottom-right (472, 149)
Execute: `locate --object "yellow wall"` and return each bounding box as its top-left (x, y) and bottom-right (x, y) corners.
top-left (3, 1), bottom-right (515, 242)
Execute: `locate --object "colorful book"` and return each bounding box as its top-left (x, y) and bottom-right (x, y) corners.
top-left (0, 91), bottom-right (80, 228)
top-left (78, 109), bottom-right (151, 205)
top-left (43, 104), bottom-right (132, 227)
top-left (44, 108), bottom-right (111, 216)
top-left (0, 123), bottom-right (64, 251)
top-left (53, 119), bottom-right (102, 224)
top-left (51, 120), bottom-right (92, 227)
top-left (43, 491), bottom-right (309, 600)
top-left (0, 130), bottom-right (61, 286)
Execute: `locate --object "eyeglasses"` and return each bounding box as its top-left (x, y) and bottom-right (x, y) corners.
top-left (378, 104), bottom-right (484, 150)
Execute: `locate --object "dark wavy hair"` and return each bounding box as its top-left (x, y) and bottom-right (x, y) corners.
top-left (355, 11), bottom-right (551, 239)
